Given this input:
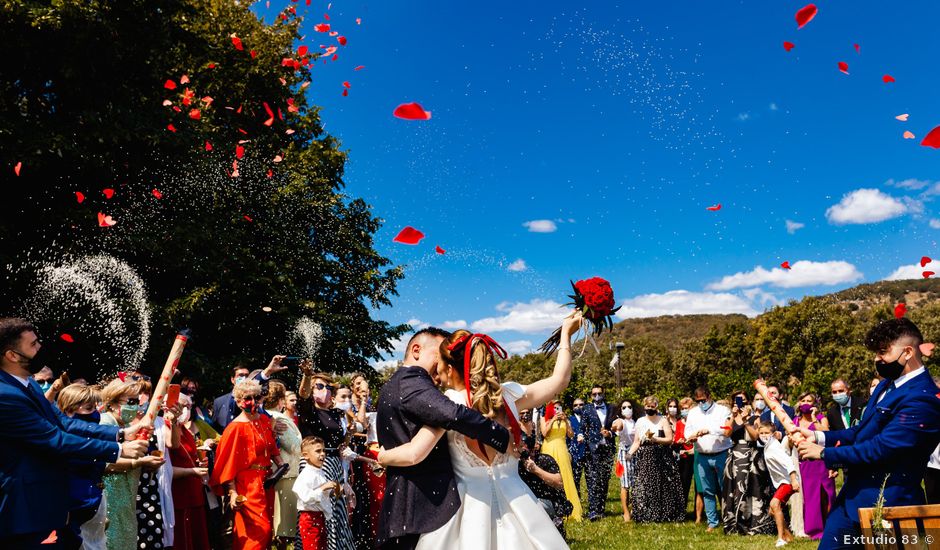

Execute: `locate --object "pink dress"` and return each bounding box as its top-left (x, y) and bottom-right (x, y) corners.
top-left (795, 414), bottom-right (837, 539)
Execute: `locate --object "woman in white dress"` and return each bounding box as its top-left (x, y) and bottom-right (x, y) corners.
top-left (378, 313), bottom-right (582, 550)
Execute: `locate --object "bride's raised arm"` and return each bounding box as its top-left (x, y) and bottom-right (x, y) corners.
top-left (514, 312), bottom-right (582, 411)
top-left (376, 425), bottom-right (446, 467)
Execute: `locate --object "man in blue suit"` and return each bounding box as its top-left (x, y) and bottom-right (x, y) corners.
top-left (796, 318), bottom-right (940, 549)
top-left (0, 317), bottom-right (149, 548)
top-left (567, 398), bottom-right (587, 494)
top-left (212, 357), bottom-right (288, 430)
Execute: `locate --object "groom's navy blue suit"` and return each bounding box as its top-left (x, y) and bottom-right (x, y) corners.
top-left (376, 366), bottom-right (510, 549)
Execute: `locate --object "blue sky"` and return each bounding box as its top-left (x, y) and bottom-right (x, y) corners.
top-left (256, 1), bottom-right (940, 363)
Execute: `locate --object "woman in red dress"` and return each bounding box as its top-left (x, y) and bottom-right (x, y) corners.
top-left (210, 379), bottom-right (284, 550)
top-left (170, 393), bottom-right (211, 550)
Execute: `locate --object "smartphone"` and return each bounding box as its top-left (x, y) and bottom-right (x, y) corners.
top-left (280, 356), bottom-right (302, 367)
top-left (734, 396), bottom-right (744, 409)
top-left (165, 384), bottom-right (181, 408)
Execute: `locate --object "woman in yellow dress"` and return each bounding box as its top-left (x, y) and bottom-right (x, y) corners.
top-left (539, 399), bottom-right (583, 521)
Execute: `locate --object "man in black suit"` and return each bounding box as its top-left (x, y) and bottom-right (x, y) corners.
top-left (826, 378), bottom-right (862, 431)
top-left (582, 384), bottom-right (616, 520)
top-left (211, 357), bottom-right (287, 429)
top-left (376, 327), bottom-right (511, 550)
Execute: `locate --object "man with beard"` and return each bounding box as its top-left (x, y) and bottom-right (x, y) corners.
top-left (0, 317), bottom-right (149, 548)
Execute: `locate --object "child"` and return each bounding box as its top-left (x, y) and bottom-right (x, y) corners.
top-left (759, 420), bottom-right (800, 547)
top-left (293, 436), bottom-right (341, 550)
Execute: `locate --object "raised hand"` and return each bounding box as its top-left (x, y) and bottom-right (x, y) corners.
top-left (263, 355), bottom-right (288, 377)
top-left (562, 311), bottom-right (583, 335)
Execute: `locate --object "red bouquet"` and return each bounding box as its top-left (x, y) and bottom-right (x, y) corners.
top-left (538, 277), bottom-right (620, 354)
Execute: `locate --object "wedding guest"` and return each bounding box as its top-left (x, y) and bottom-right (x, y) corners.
top-left (760, 383), bottom-right (795, 437)
top-left (582, 385), bottom-right (616, 521)
top-left (212, 365), bottom-right (251, 430)
top-left (358, 395), bottom-right (386, 548)
top-left (0, 318), bottom-right (150, 550)
top-left (294, 436), bottom-right (340, 550)
top-left (297, 367), bottom-right (356, 550)
top-left (169, 393), bottom-right (210, 550)
top-left (826, 379), bottom-right (861, 431)
top-left (759, 421), bottom-right (800, 548)
top-left (180, 376), bottom-right (212, 425)
top-left (665, 398), bottom-right (680, 435)
top-left (674, 397), bottom-right (698, 520)
top-left (627, 396), bottom-right (684, 523)
top-left (539, 398), bottom-right (583, 521)
top-left (99, 379), bottom-right (164, 550)
top-left (132, 380), bottom-right (179, 550)
top-left (32, 365), bottom-right (55, 393)
top-left (927, 376), bottom-right (940, 505)
top-left (683, 386), bottom-right (732, 531)
top-left (519, 408), bottom-right (571, 537)
top-left (612, 399), bottom-right (636, 522)
top-left (264, 379), bottom-right (302, 549)
top-left (793, 391), bottom-right (835, 540)
top-left (721, 391), bottom-right (774, 535)
top-left (567, 398), bottom-right (587, 494)
top-left (58, 383), bottom-right (109, 549)
top-left (211, 379), bottom-right (283, 550)
top-left (285, 390), bottom-right (300, 425)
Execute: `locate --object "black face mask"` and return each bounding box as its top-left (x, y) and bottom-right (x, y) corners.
top-left (645, 409), bottom-right (658, 417)
top-left (876, 356), bottom-right (907, 380)
top-left (75, 410), bottom-right (101, 424)
top-left (181, 387), bottom-right (196, 396)
top-left (11, 348), bottom-right (46, 375)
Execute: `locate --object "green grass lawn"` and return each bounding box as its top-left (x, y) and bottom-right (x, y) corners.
top-left (566, 476), bottom-right (819, 550)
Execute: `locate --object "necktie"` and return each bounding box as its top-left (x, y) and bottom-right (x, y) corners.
top-left (842, 406), bottom-right (850, 428)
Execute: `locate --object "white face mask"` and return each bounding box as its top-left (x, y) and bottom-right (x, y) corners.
top-left (178, 407), bottom-right (191, 424)
top-left (754, 399), bottom-right (766, 411)
top-left (759, 434), bottom-right (772, 445)
top-left (335, 401), bottom-right (352, 412)
top-left (667, 406), bottom-right (678, 415)
top-left (621, 406), bottom-right (633, 419)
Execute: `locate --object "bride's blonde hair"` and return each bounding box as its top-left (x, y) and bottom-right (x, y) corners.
top-left (440, 330), bottom-right (504, 418)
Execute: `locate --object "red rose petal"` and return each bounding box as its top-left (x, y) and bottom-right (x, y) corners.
top-left (243, 215), bottom-right (253, 222)
top-left (60, 333), bottom-right (74, 343)
top-left (314, 23), bottom-right (330, 32)
top-left (921, 256), bottom-right (932, 267)
top-left (795, 4), bottom-right (818, 29)
top-left (342, 81), bottom-right (351, 88)
top-left (342, 89), bottom-right (348, 97)
top-left (356, 17), bottom-right (361, 25)
top-left (783, 41), bottom-right (795, 52)
top-left (904, 131), bottom-right (916, 140)
top-left (338, 36), bottom-right (347, 46)
top-left (75, 191), bottom-right (85, 203)
top-left (103, 188), bottom-right (115, 199)
top-left (924, 271), bottom-right (935, 279)
top-left (435, 245), bottom-right (446, 255)
top-left (207, 62), bottom-right (216, 69)
top-left (14, 161), bottom-right (22, 176)
top-left (164, 79), bottom-right (177, 90)
top-left (883, 74), bottom-right (896, 83)
top-left (236, 145), bottom-right (245, 159)
top-left (152, 188), bottom-right (163, 199)
top-left (854, 43), bottom-right (860, 54)
top-left (922, 126), bottom-right (940, 149)
top-left (297, 45), bottom-right (308, 56)
top-left (231, 34), bottom-right (243, 50)
top-left (205, 141), bottom-right (213, 151)
top-left (167, 123), bottom-right (177, 132)
top-left (393, 226), bottom-right (425, 245)
top-left (393, 102), bottom-right (432, 120)
top-left (354, 65), bottom-right (365, 71)
top-left (250, 50), bottom-right (257, 59)
top-left (895, 302), bottom-right (907, 319)
top-left (781, 261), bottom-right (791, 270)
top-left (97, 212), bottom-right (116, 227)
top-left (838, 61), bottom-right (849, 74)
top-left (189, 109), bottom-right (201, 120)
top-left (706, 203), bottom-right (722, 211)
top-left (179, 74), bottom-right (189, 84)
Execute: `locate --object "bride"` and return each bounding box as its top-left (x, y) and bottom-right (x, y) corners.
top-left (378, 312), bottom-right (582, 550)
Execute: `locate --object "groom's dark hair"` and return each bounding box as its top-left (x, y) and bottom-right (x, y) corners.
top-left (405, 327), bottom-right (452, 352)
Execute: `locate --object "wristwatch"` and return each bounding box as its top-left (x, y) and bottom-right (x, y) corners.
top-left (820, 448), bottom-right (826, 461)
top-left (117, 429), bottom-right (126, 443)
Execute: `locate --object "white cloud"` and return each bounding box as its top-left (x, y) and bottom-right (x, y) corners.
top-left (470, 299), bottom-right (566, 333)
top-left (406, 318), bottom-right (428, 330)
top-left (522, 219), bottom-right (558, 233)
top-left (785, 219), bottom-right (805, 234)
top-left (887, 178), bottom-right (932, 190)
top-left (507, 259), bottom-right (528, 272)
top-left (707, 260), bottom-right (863, 290)
top-left (440, 320), bottom-right (468, 330)
top-left (615, 290), bottom-right (760, 319)
top-left (884, 260), bottom-right (939, 281)
top-left (930, 219), bottom-right (940, 229)
top-left (371, 359), bottom-right (401, 371)
top-left (504, 340), bottom-right (533, 355)
top-left (737, 112), bottom-right (751, 121)
top-left (742, 288), bottom-right (785, 308)
top-left (825, 188), bottom-right (919, 225)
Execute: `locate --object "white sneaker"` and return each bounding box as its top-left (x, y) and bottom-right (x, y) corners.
top-left (775, 539), bottom-right (788, 548)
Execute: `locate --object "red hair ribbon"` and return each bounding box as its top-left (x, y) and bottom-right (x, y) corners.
top-left (451, 333), bottom-right (507, 406)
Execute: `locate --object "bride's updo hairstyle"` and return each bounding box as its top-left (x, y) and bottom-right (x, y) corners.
top-left (440, 329), bottom-right (504, 419)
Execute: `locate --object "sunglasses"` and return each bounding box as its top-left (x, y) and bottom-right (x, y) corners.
top-left (130, 374), bottom-right (151, 382)
top-left (315, 383), bottom-right (336, 392)
top-left (695, 399), bottom-right (708, 404)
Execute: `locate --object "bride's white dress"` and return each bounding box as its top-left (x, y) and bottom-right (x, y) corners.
top-left (416, 382), bottom-right (569, 550)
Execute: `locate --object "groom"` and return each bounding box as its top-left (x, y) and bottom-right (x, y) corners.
top-left (377, 327), bottom-right (511, 550)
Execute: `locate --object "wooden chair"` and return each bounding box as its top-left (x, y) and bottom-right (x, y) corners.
top-left (858, 504), bottom-right (940, 549)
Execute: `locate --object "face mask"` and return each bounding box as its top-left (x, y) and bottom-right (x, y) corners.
top-left (573, 405), bottom-right (583, 413)
top-left (621, 406), bottom-right (632, 419)
top-left (179, 407), bottom-right (191, 424)
top-left (644, 408), bottom-right (658, 417)
top-left (875, 352), bottom-right (908, 380)
top-left (759, 434), bottom-right (771, 446)
top-left (798, 403), bottom-right (813, 415)
top-left (667, 406), bottom-right (678, 416)
top-left (181, 386), bottom-right (196, 396)
top-left (699, 401), bottom-right (711, 412)
top-left (754, 399), bottom-right (766, 411)
top-left (314, 389), bottom-right (332, 406)
top-left (680, 409), bottom-right (689, 419)
top-left (120, 404), bottom-right (138, 425)
top-left (75, 410), bottom-right (101, 424)
top-left (241, 401), bottom-right (257, 414)
top-left (592, 394), bottom-right (604, 404)
top-left (234, 376), bottom-right (247, 386)
top-left (38, 381), bottom-right (53, 393)
top-left (832, 393), bottom-right (849, 406)
top-left (12, 348), bottom-right (46, 375)
top-left (335, 401), bottom-right (352, 412)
